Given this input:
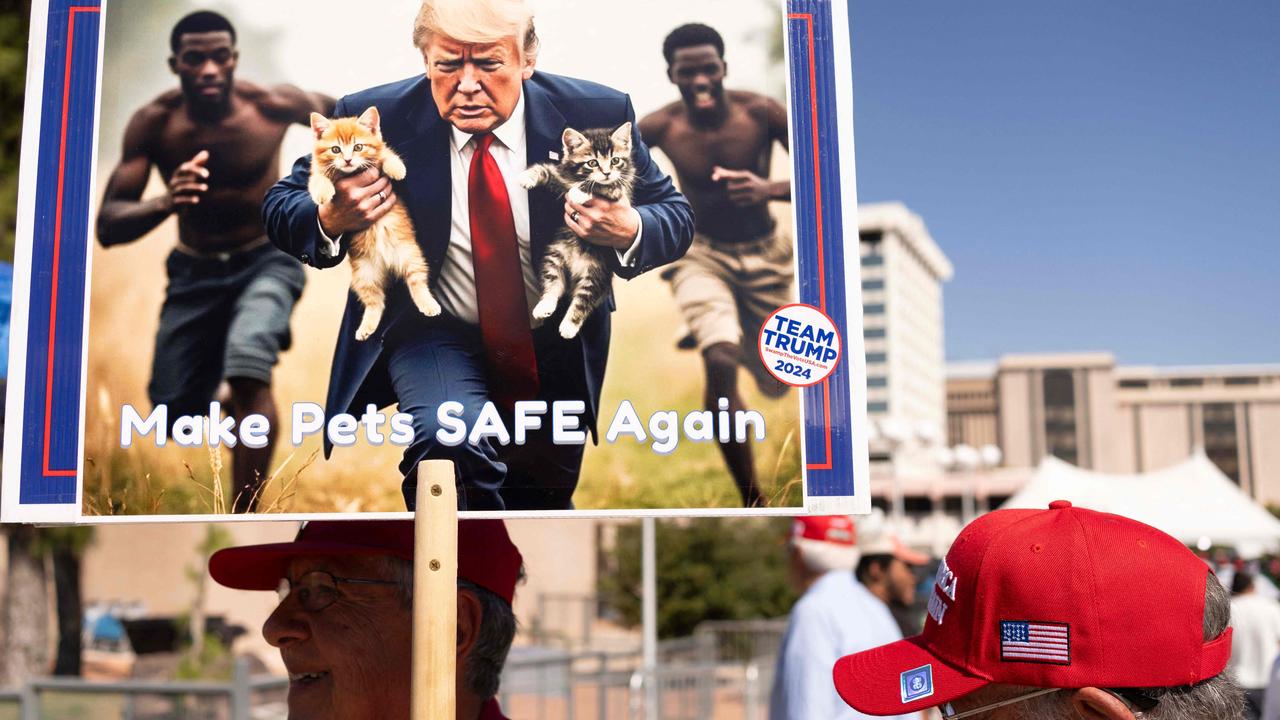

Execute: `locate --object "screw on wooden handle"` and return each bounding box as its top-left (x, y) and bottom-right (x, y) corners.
top-left (430, 559), bottom-right (441, 571)
top-left (431, 485), bottom-right (443, 497)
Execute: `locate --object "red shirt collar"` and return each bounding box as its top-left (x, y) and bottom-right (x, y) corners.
top-left (479, 699), bottom-right (510, 720)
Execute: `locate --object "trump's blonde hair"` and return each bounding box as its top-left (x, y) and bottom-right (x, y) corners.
top-left (413, 0), bottom-right (539, 60)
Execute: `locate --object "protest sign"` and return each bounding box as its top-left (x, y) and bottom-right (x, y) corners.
top-left (3, 0), bottom-right (869, 521)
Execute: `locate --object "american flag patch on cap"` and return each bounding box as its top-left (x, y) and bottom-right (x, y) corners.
top-left (1000, 621), bottom-right (1070, 665)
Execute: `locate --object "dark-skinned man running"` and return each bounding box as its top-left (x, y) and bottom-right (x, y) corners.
top-left (96, 11), bottom-right (334, 512)
top-left (639, 23), bottom-right (792, 507)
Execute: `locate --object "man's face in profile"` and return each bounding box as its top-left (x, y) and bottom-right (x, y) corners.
top-left (668, 44), bottom-right (726, 118)
top-left (169, 31), bottom-right (238, 109)
top-left (424, 34), bottom-right (534, 134)
top-left (263, 556), bottom-right (411, 720)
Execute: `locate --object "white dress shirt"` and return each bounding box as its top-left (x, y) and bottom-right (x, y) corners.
top-left (319, 91), bottom-right (640, 326)
top-left (1231, 592), bottom-right (1280, 689)
top-left (770, 571), bottom-right (915, 720)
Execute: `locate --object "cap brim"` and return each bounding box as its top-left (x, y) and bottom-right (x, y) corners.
top-left (833, 636), bottom-right (989, 716)
top-left (895, 546), bottom-right (931, 566)
top-left (209, 540), bottom-right (411, 591)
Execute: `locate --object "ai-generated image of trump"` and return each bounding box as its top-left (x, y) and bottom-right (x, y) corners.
top-left (86, 0), bottom-right (800, 515)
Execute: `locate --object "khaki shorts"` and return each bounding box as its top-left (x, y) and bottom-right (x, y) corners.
top-left (663, 227), bottom-right (795, 393)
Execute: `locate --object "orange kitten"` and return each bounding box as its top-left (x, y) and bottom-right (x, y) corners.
top-left (308, 106), bottom-right (440, 341)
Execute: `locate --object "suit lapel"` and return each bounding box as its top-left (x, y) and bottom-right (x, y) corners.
top-left (395, 92), bottom-right (453, 273)
top-left (523, 79), bottom-right (566, 260)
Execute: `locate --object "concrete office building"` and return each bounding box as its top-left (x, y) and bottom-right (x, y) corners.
top-left (946, 354), bottom-right (1280, 504)
top-left (858, 202), bottom-right (953, 477)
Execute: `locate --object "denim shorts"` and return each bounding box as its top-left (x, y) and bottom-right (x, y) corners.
top-left (147, 241), bottom-right (305, 416)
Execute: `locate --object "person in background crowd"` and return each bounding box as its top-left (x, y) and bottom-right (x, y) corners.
top-left (1231, 571), bottom-right (1280, 719)
top-left (210, 520), bottom-right (522, 720)
top-left (1263, 654), bottom-right (1280, 720)
top-left (833, 500), bottom-right (1243, 719)
top-left (770, 514), bottom-right (926, 720)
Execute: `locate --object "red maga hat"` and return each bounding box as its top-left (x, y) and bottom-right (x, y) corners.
top-left (791, 516), bottom-right (857, 546)
top-left (833, 500), bottom-right (1232, 716)
top-left (209, 519), bottom-right (522, 605)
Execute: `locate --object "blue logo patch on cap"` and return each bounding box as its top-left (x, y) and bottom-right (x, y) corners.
top-left (900, 664), bottom-right (934, 704)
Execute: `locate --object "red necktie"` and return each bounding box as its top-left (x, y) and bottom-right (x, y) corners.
top-left (468, 133), bottom-right (539, 408)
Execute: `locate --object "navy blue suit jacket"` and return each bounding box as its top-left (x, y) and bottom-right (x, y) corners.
top-left (263, 72), bottom-right (694, 455)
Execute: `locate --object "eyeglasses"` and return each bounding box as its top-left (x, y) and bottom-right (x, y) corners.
top-left (178, 48), bottom-right (234, 67)
top-left (940, 687), bottom-right (1155, 719)
top-left (276, 570), bottom-right (398, 613)
top-left (940, 687), bottom-right (1060, 719)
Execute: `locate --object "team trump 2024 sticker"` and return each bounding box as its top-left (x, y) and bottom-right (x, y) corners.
top-left (758, 304), bottom-right (842, 387)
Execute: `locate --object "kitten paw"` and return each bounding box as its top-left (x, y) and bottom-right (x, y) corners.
top-left (412, 291), bottom-right (442, 318)
top-left (566, 186), bottom-right (591, 205)
top-left (382, 155), bottom-right (407, 181)
top-left (355, 323), bottom-right (377, 341)
top-left (558, 316), bottom-right (583, 339)
top-left (309, 183), bottom-right (335, 206)
top-left (518, 167), bottom-right (542, 190)
top-left (532, 297), bottom-right (559, 320)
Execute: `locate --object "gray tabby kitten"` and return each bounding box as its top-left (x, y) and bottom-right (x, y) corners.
top-left (518, 122), bottom-right (636, 339)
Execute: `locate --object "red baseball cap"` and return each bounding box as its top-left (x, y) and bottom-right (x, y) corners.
top-left (833, 500), bottom-right (1233, 716)
top-left (209, 519), bottom-right (523, 605)
top-left (791, 516), bottom-right (857, 546)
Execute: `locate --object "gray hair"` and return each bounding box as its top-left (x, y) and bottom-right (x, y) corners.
top-left (412, 0), bottom-right (539, 60)
top-left (379, 557), bottom-right (519, 700)
top-left (1010, 571), bottom-right (1243, 719)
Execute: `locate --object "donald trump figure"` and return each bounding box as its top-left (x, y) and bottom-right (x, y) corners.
top-left (263, 0), bottom-right (694, 511)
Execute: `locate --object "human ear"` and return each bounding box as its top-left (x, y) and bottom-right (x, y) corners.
top-left (455, 589), bottom-right (483, 663)
top-left (1068, 688), bottom-right (1135, 720)
top-left (521, 51), bottom-right (536, 81)
top-left (168, 56), bottom-right (178, 75)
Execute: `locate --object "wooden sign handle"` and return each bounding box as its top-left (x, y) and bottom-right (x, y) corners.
top-left (412, 460), bottom-right (458, 719)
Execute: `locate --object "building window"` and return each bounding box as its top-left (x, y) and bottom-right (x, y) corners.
top-left (1225, 376), bottom-right (1261, 386)
top-left (864, 328), bottom-right (886, 339)
top-left (867, 376), bottom-right (888, 388)
top-left (862, 254), bottom-right (885, 267)
top-left (866, 352), bottom-right (887, 363)
top-left (1042, 369), bottom-right (1078, 465)
top-left (1203, 403), bottom-right (1240, 483)
top-left (864, 304), bottom-right (886, 315)
top-left (1118, 379), bottom-right (1148, 389)
top-left (1170, 378), bottom-right (1204, 388)
top-left (868, 401), bottom-right (889, 413)
top-left (862, 279), bottom-right (885, 291)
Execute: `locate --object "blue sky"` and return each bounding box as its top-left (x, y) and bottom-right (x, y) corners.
top-left (848, 2), bottom-right (1279, 366)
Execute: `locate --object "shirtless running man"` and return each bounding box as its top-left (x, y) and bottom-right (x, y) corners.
top-left (639, 23), bottom-right (792, 507)
top-left (96, 10), bottom-right (334, 512)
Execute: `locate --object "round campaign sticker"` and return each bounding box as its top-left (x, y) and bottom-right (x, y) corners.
top-left (758, 303), bottom-right (842, 387)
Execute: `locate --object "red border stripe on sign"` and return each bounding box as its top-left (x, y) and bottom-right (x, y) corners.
top-left (789, 12), bottom-right (834, 472)
top-left (43, 5), bottom-right (99, 478)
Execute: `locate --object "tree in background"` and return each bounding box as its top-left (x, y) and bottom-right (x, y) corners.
top-left (0, 0), bottom-right (31, 262)
top-left (599, 518), bottom-right (797, 639)
top-left (0, 526), bottom-right (49, 686)
top-left (47, 527), bottom-right (94, 676)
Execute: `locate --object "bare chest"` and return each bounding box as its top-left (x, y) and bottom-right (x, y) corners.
top-left (153, 103), bottom-right (289, 189)
top-left (662, 108), bottom-right (772, 183)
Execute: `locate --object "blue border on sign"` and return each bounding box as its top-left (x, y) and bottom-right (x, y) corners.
top-left (12, 0), bottom-right (860, 509)
top-left (18, 1), bottom-right (100, 504)
top-left (787, 0), bottom-right (856, 498)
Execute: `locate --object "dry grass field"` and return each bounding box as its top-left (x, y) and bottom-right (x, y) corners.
top-left (83, 170), bottom-right (803, 516)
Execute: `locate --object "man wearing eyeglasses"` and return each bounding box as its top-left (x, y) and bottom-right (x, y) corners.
top-left (96, 10), bottom-right (335, 512)
top-left (209, 519), bottom-right (521, 720)
top-left (832, 501), bottom-right (1245, 719)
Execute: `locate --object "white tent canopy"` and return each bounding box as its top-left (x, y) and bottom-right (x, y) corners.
top-left (1001, 453), bottom-right (1280, 557)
